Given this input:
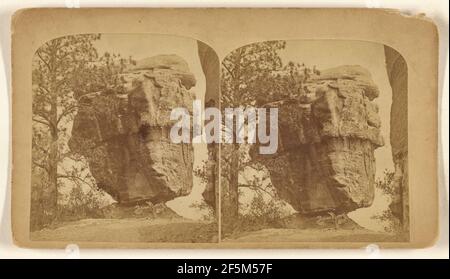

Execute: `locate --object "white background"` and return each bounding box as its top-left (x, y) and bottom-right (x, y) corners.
top-left (0, 0), bottom-right (448, 259)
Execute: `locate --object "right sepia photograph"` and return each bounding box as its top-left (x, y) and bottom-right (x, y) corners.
top-left (219, 40), bottom-right (409, 243)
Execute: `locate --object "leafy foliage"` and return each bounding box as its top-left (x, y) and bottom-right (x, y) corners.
top-left (56, 186), bottom-right (107, 222)
top-left (244, 192), bottom-right (287, 227)
top-left (259, 61), bottom-right (317, 103)
top-left (371, 169), bottom-right (402, 233)
top-left (222, 191), bottom-right (289, 238)
top-left (31, 34), bottom-right (132, 230)
top-left (220, 41), bottom-right (316, 235)
top-left (220, 41), bottom-right (287, 223)
top-left (221, 41), bottom-right (286, 108)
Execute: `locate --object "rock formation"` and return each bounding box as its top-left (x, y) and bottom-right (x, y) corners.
top-left (69, 54), bottom-right (195, 205)
top-left (384, 46), bottom-right (409, 230)
top-left (197, 41), bottom-right (220, 210)
top-left (252, 65), bottom-right (384, 215)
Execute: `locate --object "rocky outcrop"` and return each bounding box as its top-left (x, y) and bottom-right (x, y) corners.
top-left (69, 55), bottom-right (195, 205)
top-left (384, 46), bottom-right (409, 231)
top-left (253, 65), bottom-right (384, 215)
top-left (197, 41), bottom-right (220, 210)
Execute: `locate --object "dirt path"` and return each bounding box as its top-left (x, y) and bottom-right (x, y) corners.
top-left (223, 228), bottom-right (405, 242)
top-left (31, 218), bottom-right (218, 243)
top-left (31, 218), bottom-right (404, 244)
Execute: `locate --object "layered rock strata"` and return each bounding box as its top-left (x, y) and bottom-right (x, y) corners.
top-left (253, 65), bottom-right (384, 215)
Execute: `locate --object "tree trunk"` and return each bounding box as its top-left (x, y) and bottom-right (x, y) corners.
top-left (46, 48), bottom-right (59, 219)
top-left (228, 143), bottom-right (240, 218)
top-left (46, 90), bottom-right (59, 219)
top-left (226, 50), bottom-right (242, 219)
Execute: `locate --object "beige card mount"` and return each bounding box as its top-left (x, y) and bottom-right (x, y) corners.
top-left (11, 8), bottom-right (439, 248)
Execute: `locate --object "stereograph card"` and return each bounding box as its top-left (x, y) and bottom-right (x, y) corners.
top-left (10, 8), bottom-right (439, 248)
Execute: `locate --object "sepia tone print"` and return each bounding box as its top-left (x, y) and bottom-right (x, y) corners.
top-left (30, 34), bottom-right (219, 243)
top-left (28, 37), bottom-right (410, 244)
top-left (220, 40), bottom-right (409, 242)
top-left (12, 8), bottom-right (438, 248)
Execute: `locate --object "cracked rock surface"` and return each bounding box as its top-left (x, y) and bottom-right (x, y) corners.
top-left (69, 55), bottom-right (195, 204)
top-left (253, 65), bottom-right (384, 215)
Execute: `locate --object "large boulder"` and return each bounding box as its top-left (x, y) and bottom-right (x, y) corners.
top-left (69, 55), bottom-right (196, 205)
top-left (128, 54), bottom-right (196, 90)
top-left (252, 65), bottom-right (384, 215)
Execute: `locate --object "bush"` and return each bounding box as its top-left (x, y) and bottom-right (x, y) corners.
top-left (55, 186), bottom-right (107, 223)
top-left (371, 169), bottom-right (403, 233)
top-left (30, 171), bottom-right (54, 231)
top-left (222, 192), bottom-right (288, 237)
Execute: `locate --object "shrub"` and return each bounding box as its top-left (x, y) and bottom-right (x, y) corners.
top-left (55, 186), bottom-right (107, 223)
top-left (222, 192), bottom-right (288, 237)
top-left (371, 169), bottom-right (403, 233)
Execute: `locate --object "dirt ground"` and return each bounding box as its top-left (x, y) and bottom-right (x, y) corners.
top-left (31, 217), bottom-right (218, 243)
top-left (222, 228), bottom-right (406, 242)
top-left (31, 217), bottom-right (406, 244)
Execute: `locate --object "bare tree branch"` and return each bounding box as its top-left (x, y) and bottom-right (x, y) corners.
top-left (32, 117), bottom-right (51, 127)
top-left (222, 62), bottom-right (235, 79)
top-left (56, 104), bottom-right (78, 125)
top-left (57, 174), bottom-right (95, 190)
top-left (32, 159), bottom-right (49, 173)
top-left (238, 183), bottom-right (276, 199)
top-left (35, 50), bottom-right (51, 71)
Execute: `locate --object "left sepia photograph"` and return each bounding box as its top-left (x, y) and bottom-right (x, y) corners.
top-left (29, 33), bottom-right (219, 243)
